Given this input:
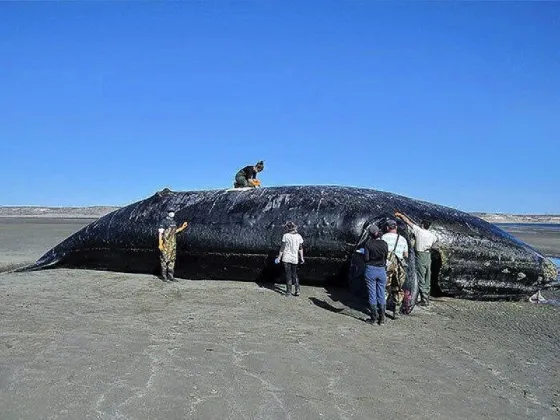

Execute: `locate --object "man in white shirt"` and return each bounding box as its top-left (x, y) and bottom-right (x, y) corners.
top-left (382, 219), bottom-right (408, 318)
top-left (275, 221), bottom-right (304, 296)
top-left (395, 212), bottom-right (438, 306)
top-left (382, 219), bottom-right (408, 260)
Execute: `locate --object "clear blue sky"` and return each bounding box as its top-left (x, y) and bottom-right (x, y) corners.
top-left (1, 2), bottom-right (558, 213)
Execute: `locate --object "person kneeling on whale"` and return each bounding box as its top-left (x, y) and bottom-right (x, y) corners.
top-left (158, 208), bottom-right (189, 282)
top-left (233, 160), bottom-right (264, 188)
top-left (363, 224), bottom-right (389, 324)
top-left (275, 221), bottom-right (304, 296)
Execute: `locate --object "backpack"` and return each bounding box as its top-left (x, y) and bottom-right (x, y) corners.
top-left (386, 235), bottom-right (403, 275)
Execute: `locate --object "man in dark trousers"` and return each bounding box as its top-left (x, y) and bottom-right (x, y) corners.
top-left (158, 208), bottom-right (189, 282)
top-left (275, 221), bottom-right (304, 296)
top-left (233, 161), bottom-right (264, 188)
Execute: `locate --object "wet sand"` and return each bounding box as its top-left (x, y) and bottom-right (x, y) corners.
top-left (498, 223), bottom-right (560, 257)
top-left (0, 218), bottom-right (559, 419)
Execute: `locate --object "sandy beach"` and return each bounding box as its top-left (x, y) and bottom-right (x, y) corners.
top-left (498, 224), bottom-right (560, 258)
top-left (0, 218), bottom-right (559, 419)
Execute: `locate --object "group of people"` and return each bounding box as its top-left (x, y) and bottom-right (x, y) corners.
top-left (157, 207), bottom-right (305, 295)
top-left (233, 160), bottom-right (306, 296)
top-left (157, 160), bottom-right (306, 290)
top-left (359, 212), bottom-right (438, 325)
top-left (156, 160), bottom-right (439, 325)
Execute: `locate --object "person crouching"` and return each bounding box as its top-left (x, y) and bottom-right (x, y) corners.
top-left (363, 224), bottom-right (389, 324)
top-left (234, 161), bottom-right (265, 188)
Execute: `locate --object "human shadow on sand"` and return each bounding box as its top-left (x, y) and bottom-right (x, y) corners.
top-left (255, 255), bottom-right (290, 296)
top-left (309, 285), bottom-right (371, 323)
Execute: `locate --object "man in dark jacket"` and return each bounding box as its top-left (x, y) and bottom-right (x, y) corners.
top-left (234, 161), bottom-right (264, 188)
top-left (363, 224), bottom-right (389, 325)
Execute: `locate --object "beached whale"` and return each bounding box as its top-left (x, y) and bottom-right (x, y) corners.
top-left (23, 186), bottom-right (557, 308)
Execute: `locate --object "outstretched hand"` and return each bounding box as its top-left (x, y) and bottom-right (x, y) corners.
top-left (181, 221), bottom-right (189, 228)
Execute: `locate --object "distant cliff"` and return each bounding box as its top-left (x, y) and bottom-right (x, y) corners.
top-left (471, 213), bottom-right (560, 225)
top-left (0, 206), bottom-right (119, 219)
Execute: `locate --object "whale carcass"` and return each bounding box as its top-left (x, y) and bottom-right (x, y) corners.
top-left (24, 186), bottom-right (558, 306)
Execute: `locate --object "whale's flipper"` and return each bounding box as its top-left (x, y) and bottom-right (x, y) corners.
top-left (15, 253), bottom-right (60, 272)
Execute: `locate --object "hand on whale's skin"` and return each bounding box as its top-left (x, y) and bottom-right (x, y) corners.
top-left (300, 258), bottom-right (305, 265)
top-left (181, 222), bottom-right (188, 228)
top-left (274, 257), bottom-right (280, 265)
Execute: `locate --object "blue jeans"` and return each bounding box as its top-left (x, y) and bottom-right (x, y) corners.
top-left (364, 265), bottom-right (387, 306)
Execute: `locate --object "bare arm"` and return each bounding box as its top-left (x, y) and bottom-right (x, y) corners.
top-left (176, 221), bottom-right (189, 233)
top-left (298, 244), bottom-right (304, 262)
top-left (395, 212), bottom-right (414, 228)
top-left (158, 229), bottom-right (164, 250)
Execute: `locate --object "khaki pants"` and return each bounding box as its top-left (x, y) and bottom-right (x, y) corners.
top-left (416, 251), bottom-right (431, 300)
top-left (160, 252), bottom-right (176, 280)
top-left (386, 264), bottom-right (406, 305)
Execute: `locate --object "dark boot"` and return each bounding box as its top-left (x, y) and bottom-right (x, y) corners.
top-left (419, 298), bottom-right (430, 307)
top-left (393, 302), bottom-right (400, 319)
top-left (378, 304), bottom-right (386, 325)
top-left (294, 285), bottom-right (300, 296)
top-left (160, 262), bottom-right (168, 282)
top-left (285, 283), bottom-right (292, 296)
top-left (365, 303), bottom-right (377, 324)
top-left (168, 270), bottom-right (177, 282)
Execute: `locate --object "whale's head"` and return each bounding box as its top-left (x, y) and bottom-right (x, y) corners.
top-left (430, 217), bottom-right (558, 299)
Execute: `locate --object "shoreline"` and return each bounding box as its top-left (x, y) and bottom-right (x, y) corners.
top-left (1, 206), bottom-right (559, 224)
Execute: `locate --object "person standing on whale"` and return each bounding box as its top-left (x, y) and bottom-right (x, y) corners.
top-left (233, 161), bottom-right (264, 188)
top-left (158, 208), bottom-right (189, 282)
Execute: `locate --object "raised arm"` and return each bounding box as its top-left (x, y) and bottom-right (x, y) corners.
top-left (395, 211), bottom-right (414, 228)
top-left (176, 221), bottom-right (189, 233)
